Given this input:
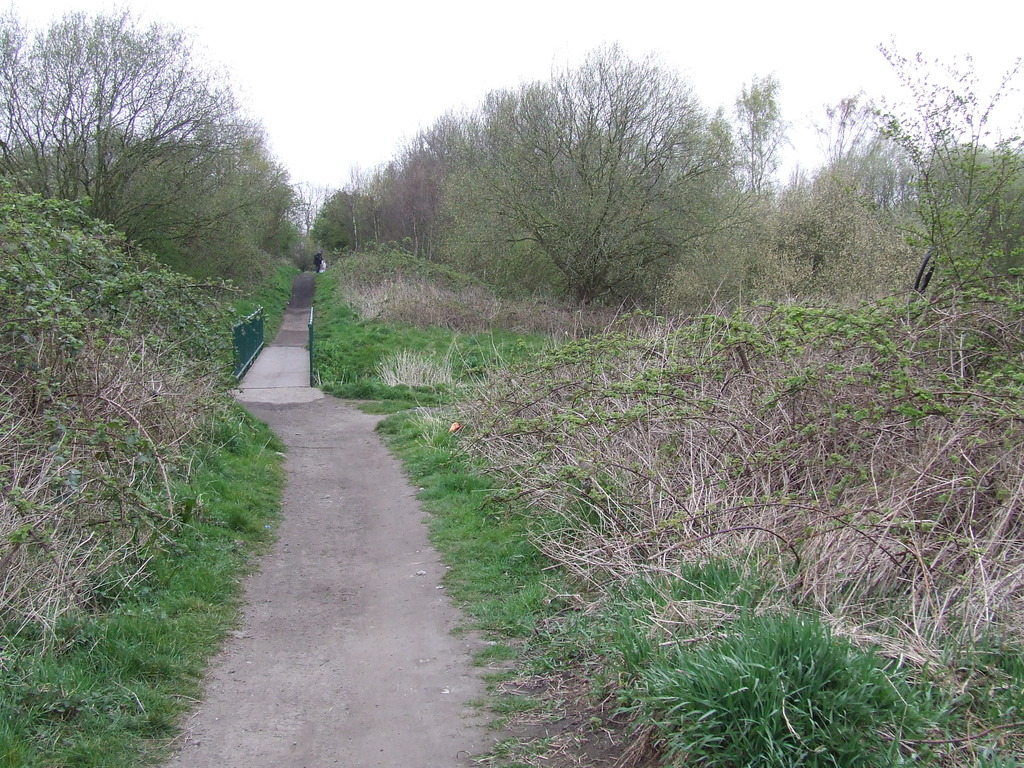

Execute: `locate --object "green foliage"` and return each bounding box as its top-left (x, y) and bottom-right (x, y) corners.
top-left (231, 261), bottom-right (300, 341)
top-left (0, 185), bottom-right (233, 379)
top-left (0, 9), bottom-right (297, 284)
top-left (311, 114), bottom-right (467, 259)
top-left (880, 48), bottom-right (1024, 284)
top-left (734, 74), bottom-right (786, 195)
top-left (441, 44), bottom-right (736, 305)
top-left (756, 170), bottom-right (917, 299)
top-left (149, 129), bottom-right (298, 285)
top-left (311, 189), bottom-right (355, 253)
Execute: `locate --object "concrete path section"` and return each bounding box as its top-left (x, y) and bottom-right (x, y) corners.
top-left (167, 273), bottom-right (491, 767)
top-left (234, 273), bottom-right (323, 405)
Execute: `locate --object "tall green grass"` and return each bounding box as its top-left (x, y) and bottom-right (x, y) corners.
top-left (633, 610), bottom-right (920, 767)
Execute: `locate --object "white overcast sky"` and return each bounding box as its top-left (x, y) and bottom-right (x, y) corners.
top-left (7, 0), bottom-right (1023, 189)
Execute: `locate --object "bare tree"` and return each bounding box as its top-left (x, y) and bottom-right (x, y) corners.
top-left (295, 182), bottom-right (334, 236)
top-left (450, 45), bottom-right (733, 304)
top-left (734, 74), bottom-right (787, 195)
top-left (815, 93), bottom-right (878, 166)
top-left (346, 165), bottom-right (367, 251)
top-left (359, 113), bottom-right (466, 259)
top-left (814, 94), bottom-right (915, 212)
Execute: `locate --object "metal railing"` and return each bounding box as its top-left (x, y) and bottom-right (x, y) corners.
top-left (308, 307), bottom-right (315, 387)
top-left (232, 307), bottom-right (264, 378)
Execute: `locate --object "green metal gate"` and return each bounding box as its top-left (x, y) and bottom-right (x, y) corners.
top-left (232, 307), bottom-right (264, 378)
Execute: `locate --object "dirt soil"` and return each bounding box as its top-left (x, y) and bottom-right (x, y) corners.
top-left (164, 274), bottom-right (493, 767)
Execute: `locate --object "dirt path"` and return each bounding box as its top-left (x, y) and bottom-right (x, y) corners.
top-left (165, 274), bottom-right (491, 767)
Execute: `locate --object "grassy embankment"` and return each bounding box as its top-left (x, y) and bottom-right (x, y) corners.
top-left (314, 251), bottom-right (1024, 768)
top-left (0, 188), bottom-right (295, 767)
top-left (0, 413), bottom-right (284, 768)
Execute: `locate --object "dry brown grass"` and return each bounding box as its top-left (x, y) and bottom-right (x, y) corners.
top-left (376, 348), bottom-right (455, 388)
top-left (460, 289), bottom-right (1024, 652)
top-left (339, 274), bottom-right (618, 338)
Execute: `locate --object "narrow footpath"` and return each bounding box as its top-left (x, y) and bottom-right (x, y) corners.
top-left (165, 273), bottom-right (490, 767)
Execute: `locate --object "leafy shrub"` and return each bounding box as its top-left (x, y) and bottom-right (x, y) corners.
top-left (754, 170), bottom-right (917, 302)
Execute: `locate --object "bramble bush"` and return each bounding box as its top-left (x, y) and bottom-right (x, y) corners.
top-left (457, 268), bottom-right (1024, 763)
top-left (463, 275), bottom-right (1024, 646)
top-left (1, 186), bottom-right (232, 642)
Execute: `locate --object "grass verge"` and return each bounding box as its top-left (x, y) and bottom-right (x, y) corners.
top-left (0, 406), bottom-right (284, 768)
top-left (376, 410), bottom-right (552, 640)
top-left (312, 269), bottom-right (547, 408)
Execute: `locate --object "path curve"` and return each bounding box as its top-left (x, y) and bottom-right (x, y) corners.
top-left (166, 273), bottom-right (490, 767)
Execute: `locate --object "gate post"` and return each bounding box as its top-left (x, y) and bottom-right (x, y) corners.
top-left (308, 307), bottom-right (315, 387)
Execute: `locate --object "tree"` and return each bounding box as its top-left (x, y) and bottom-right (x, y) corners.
top-left (333, 114), bottom-right (467, 259)
top-left (762, 170), bottom-right (915, 299)
top-left (312, 188), bottom-right (357, 253)
top-left (168, 125), bottom-right (298, 280)
top-left (880, 46), bottom-right (1024, 281)
top-left (447, 45), bottom-right (733, 305)
top-left (295, 183), bottom-right (334, 237)
top-left (734, 75), bottom-right (787, 195)
top-left (0, 9), bottom-right (292, 280)
top-left (816, 94), bottom-right (878, 167)
top-left (814, 93), bottom-right (915, 212)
